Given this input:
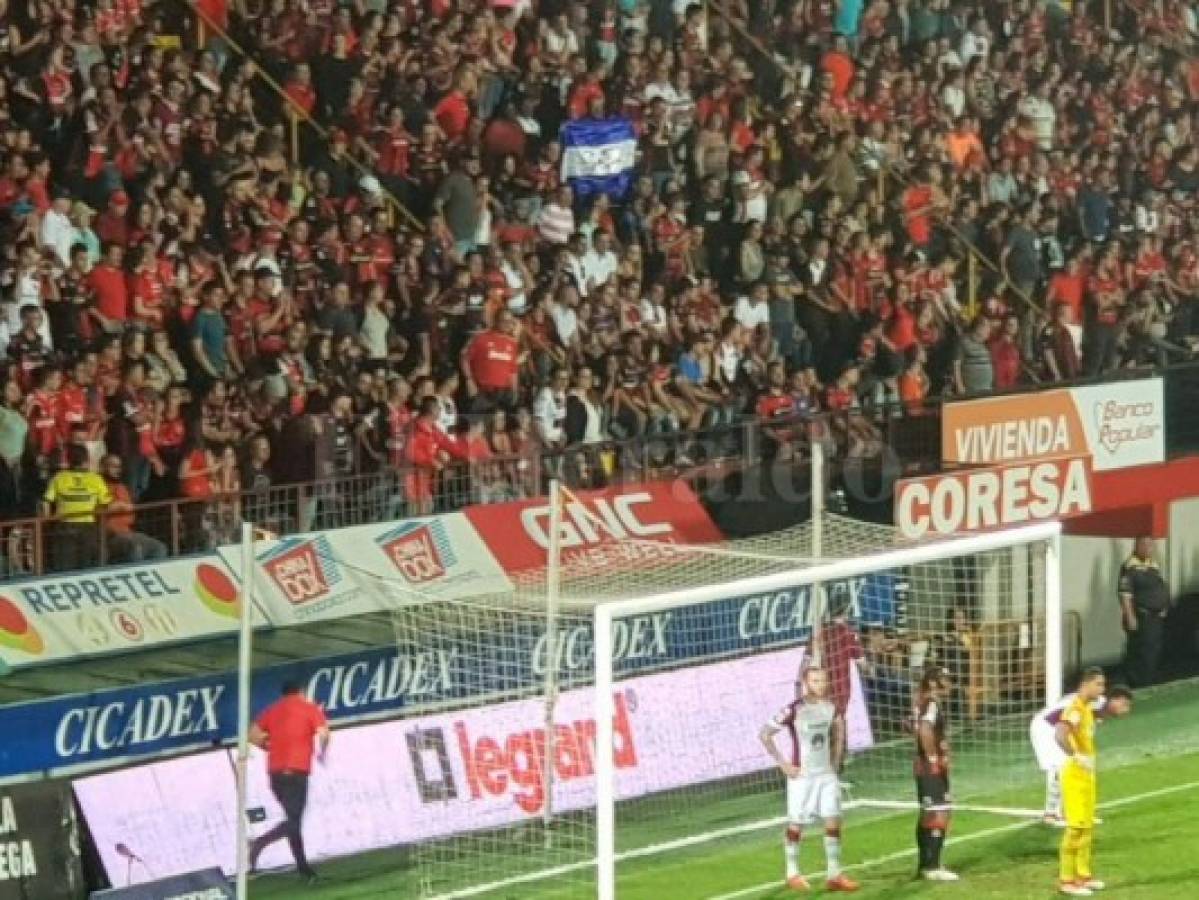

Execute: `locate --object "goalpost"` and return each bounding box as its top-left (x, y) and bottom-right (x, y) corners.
top-left (229, 467), bottom-right (1064, 900)
top-left (592, 519), bottom-right (1062, 900)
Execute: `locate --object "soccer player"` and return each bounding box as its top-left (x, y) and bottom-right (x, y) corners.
top-left (1030, 681), bottom-right (1133, 825)
top-left (913, 666), bottom-right (957, 881)
top-left (1056, 668), bottom-right (1109, 896)
top-left (760, 666), bottom-right (861, 893)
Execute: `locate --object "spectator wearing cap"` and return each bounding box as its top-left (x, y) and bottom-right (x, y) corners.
top-left (96, 191), bottom-right (131, 247)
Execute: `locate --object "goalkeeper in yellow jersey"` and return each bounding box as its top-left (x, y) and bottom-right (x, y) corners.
top-left (1055, 668), bottom-right (1107, 896)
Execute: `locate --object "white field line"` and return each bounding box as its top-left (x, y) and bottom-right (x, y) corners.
top-left (431, 782), bottom-right (1199, 900)
top-left (706, 779), bottom-right (1199, 900)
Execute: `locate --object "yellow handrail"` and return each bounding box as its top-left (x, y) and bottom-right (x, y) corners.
top-left (190, 3), bottom-right (424, 232)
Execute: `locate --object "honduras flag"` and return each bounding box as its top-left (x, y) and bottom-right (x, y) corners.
top-left (560, 117), bottom-right (637, 199)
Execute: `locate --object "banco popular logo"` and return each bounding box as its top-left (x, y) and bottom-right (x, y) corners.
top-left (377, 522), bottom-right (456, 584)
top-left (194, 562), bottom-right (241, 618)
top-left (0, 595), bottom-right (45, 655)
top-left (261, 536), bottom-right (342, 605)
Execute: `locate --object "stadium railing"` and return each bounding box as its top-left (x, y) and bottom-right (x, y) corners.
top-left (0, 418), bottom-right (761, 577)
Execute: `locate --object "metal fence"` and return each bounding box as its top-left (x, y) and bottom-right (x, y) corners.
top-left (0, 420), bottom-right (761, 578)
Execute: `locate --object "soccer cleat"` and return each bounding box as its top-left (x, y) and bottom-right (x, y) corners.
top-left (1059, 882), bottom-right (1093, 896)
top-left (1043, 813), bottom-right (1067, 827)
top-left (1081, 879), bottom-right (1105, 891)
top-left (826, 874), bottom-right (860, 892)
top-left (785, 874), bottom-right (812, 891)
top-left (921, 868), bottom-right (960, 881)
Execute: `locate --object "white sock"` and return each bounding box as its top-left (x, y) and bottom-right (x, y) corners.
top-left (785, 831), bottom-right (800, 878)
top-left (1046, 768), bottom-right (1062, 817)
top-left (824, 833), bottom-right (842, 879)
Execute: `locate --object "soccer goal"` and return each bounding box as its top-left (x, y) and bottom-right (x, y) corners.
top-left (590, 516), bottom-right (1062, 899)
top-left (232, 477), bottom-right (1063, 899)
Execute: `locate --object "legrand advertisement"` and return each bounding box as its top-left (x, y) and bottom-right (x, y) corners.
top-left (74, 646), bottom-right (873, 885)
top-left (941, 377), bottom-right (1164, 472)
top-left (0, 574), bottom-right (894, 779)
top-left (0, 558), bottom-right (254, 670)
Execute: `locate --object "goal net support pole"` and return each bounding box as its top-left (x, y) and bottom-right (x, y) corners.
top-left (543, 480), bottom-right (564, 839)
top-left (593, 520), bottom-right (1062, 900)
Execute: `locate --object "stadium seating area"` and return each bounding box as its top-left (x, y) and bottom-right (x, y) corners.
top-left (1, 0), bottom-right (1199, 569)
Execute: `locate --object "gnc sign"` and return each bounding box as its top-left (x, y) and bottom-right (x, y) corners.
top-left (895, 455), bottom-right (1093, 540)
top-left (465, 482), bottom-right (723, 573)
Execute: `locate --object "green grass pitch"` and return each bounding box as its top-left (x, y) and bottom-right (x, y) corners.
top-left (251, 679), bottom-right (1199, 899)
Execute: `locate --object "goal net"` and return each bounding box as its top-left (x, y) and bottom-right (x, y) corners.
top-left (232, 486), bottom-right (1060, 900)
top-left (589, 515), bottom-right (1061, 899)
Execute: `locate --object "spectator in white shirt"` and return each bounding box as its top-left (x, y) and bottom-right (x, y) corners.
top-left (534, 368), bottom-right (571, 448)
top-left (960, 17), bottom-right (990, 65)
top-left (500, 241), bottom-right (532, 313)
top-left (40, 189), bottom-right (76, 266)
top-left (714, 320), bottom-right (744, 392)
top-left (581, 231), bottom-right (618, 296)
top-left (734, 281), bottom-right (772, 332)
top-left (1018, 80), bottom-right (1056, 151)
top-left (551, 284), bottom-right (581, 351)
top-left (434, 372), bottom-right (460, 435)
top-left (562, 233), bottom-right (590, 296)
top-left (638, 282), bottom-right (670, 343)
top-left (538, 186), bottom-right (576, 246)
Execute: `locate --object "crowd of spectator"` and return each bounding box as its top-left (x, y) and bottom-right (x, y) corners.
top-left (3, 0), bottom-right (1199, 561)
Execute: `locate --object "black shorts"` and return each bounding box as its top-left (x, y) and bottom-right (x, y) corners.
top-left (915, 773), bottom-right (951, 810)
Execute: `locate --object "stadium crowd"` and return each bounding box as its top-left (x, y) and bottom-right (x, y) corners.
top-left (2, 0), bottom-right (1199, 562)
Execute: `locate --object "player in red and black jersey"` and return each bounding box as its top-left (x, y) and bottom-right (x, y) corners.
top-left (913, 667), bottom-right (957, 881)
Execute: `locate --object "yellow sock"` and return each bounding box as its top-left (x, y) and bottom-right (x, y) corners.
top-left (1076, 828), bottom-right (1093, 880)
top-left (1059, 828), bottom-right (1082, 883)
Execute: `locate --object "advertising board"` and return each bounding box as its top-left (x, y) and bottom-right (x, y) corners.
top-left (74, 646), bottom-right (872, 884)
top-left (941, 377), bottom-right (1164, 472)
top-left (895, 455), bottom-right (1094, 539)
top-left (0, 558), bottom-right (252, 671)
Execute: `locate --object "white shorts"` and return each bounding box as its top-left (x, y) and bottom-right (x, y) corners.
top-left (787, 773), bottom-right (841, 825)
top-left (1030, 718), bottom-right (1067, 772)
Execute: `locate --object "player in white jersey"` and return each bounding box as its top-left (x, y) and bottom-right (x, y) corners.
top-left (760, 666), bottom-right (860, 893)
top-left (1030, 684), bottom-right (1132, 824)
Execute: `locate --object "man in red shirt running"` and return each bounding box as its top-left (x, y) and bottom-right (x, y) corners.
top-left (248, 681), bottom-right (330, 883)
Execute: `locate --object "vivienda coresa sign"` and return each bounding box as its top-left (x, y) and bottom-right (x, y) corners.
top-left (941, 377), bottom-right (1164, 472)
top-left (894, 454), bottom-right (1094, 539)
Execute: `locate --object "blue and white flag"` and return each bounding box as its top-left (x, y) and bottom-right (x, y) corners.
top-left (560, 116), bottom-right (637, 199)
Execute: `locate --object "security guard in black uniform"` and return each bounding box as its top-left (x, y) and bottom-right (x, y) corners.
top-left (1119, 536), bottom-right (1170, 686)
